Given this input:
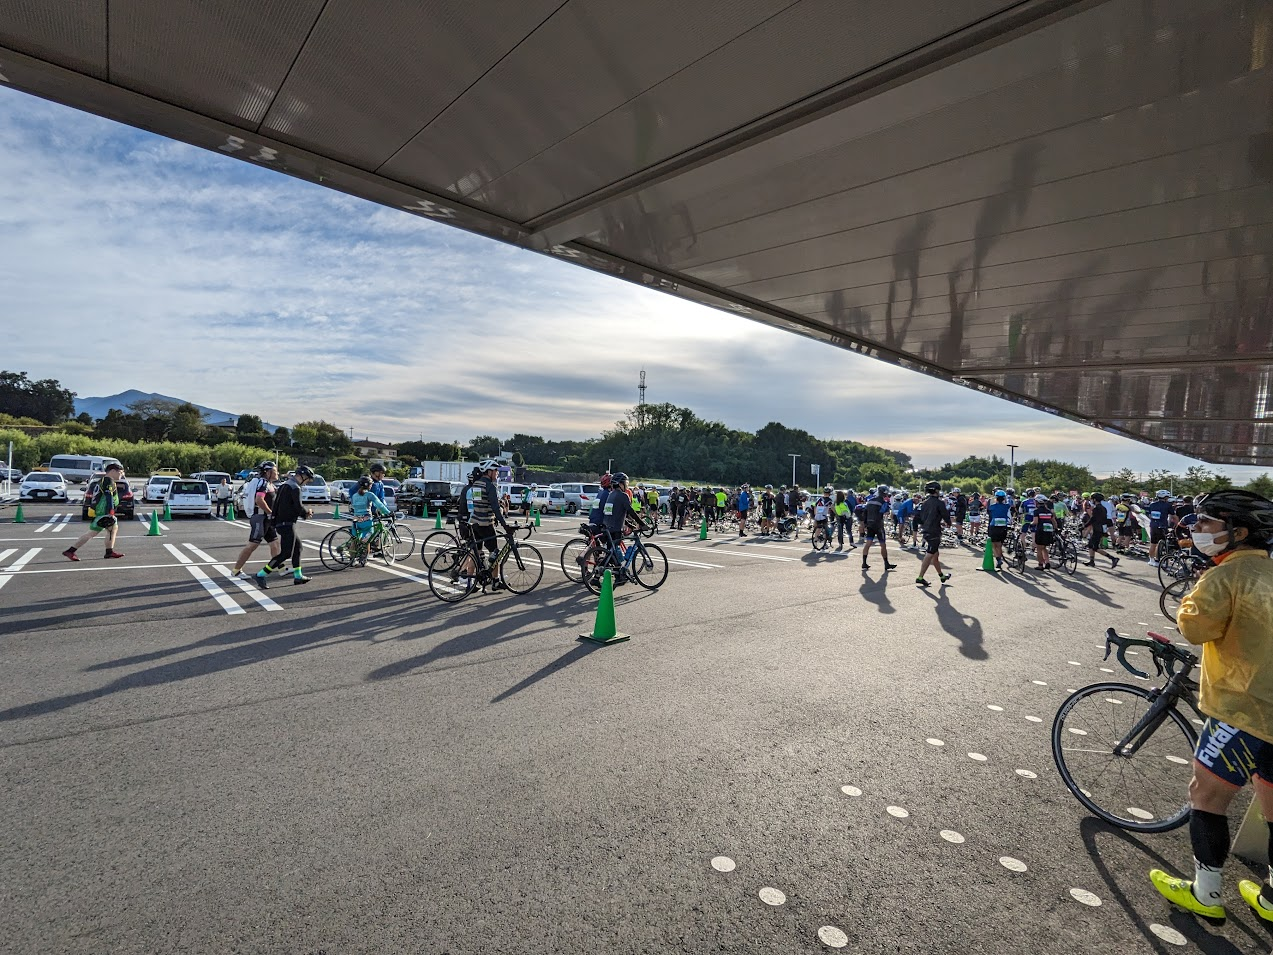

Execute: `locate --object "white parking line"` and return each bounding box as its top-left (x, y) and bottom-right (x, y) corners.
top-left (0, 547), bottom-right (41, 591)
top-left (534, 530), bottom-right (725, 567)
top-left (299, 540), bottom-right (459, 592)
top-left (182, 543), bottom-right (220, 563)
top-left (210, 564), bottom-right (282, 611)
top-left (51, 513), bottom-right (73, 533)
top-left (163, 543), bottom-right (193, 564)
top-left (0, 548), bottom-right (17, 566)
top-left (185, 564), bottom-right (246, 615)
top-left (33, 513), bottom-right (62, 533)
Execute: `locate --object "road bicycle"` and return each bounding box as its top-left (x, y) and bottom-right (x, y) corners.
top-left (425, 523), bottom-right (543, 602)
top-left (1157, 549), bottom-right (1209, 589)
top-left (319, 512), bottom-right (414, 570)
top-left (809, 519), bottom-right (832, 551)
top-left (1003, 527), bottom-right (1031, 573)
top-left (1048, 534), bottom-right (1080, 574)
top-left (579, 531), bottom-right (669, 595)
top-left (1052, 628), bottom-right (1201, 832)
top-left (560, 522), bottom-right (605, 583)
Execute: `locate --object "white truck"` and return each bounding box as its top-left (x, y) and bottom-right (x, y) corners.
top-left (410, 460), bottom-right (468, 482)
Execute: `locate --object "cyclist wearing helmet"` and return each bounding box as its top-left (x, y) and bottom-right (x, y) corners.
top-left (986, 489), bottom-right (1011, 570)
top-left (231, 461), bottom-right (281, 577)
top-left (915, 481), bottom-right (951, 586)
top-left (759, 485), bottom-right (776, 535)
top-left (1150, 490), bottom-right (1273, 924)
top-left (601, 472), bottom-right (645, 573)
top-left (861, 486), bottom-right (897, 572)
top-left (368, 462), bottom-right (387, 503)
top-left (952, 487), bottom-right (968, 541)
top-left (253, 465), bottom-right (315, 587)
top-left (350, 475), bottom-right (392, 541)
top-left (1081, 492), bottom-right (1119, 569)
top-left (737, 484), bottom-right (751, 536)
top-left (1147, 489), bottom-right (1174, 566)
top-left (812, 486), bottom-right (833, 544)
top-left (1032, 493), bottom-right (1055, 570)
top-left (462, 459), bottom-right (510, 579)
top-left (833, 489), bottom-right (854, 549)
top-left (588, 473), bottom-right (612, 529)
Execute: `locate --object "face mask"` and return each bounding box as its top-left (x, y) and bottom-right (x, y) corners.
top-left (1190, 530), bottom-right (1228, 556)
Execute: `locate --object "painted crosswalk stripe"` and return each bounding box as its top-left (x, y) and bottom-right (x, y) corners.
top-left (51, 514), bottom-right (73, 533)
top-left (0, 548), bottom-right (17, 566)
top-left (182, 543), bottom-right (220, 563)
top-left (0, 547), bottom-right (41, 591)
top-left (300, 540), bottom-right (458, 591)
top-left (34, 513), bottom-right (62, 533)
top-left (185, 564), bottom-right (246, 614)
top-left (210, 564), bottom-right (282, 611)
top-left (163, 542), bottom-right (193, 564)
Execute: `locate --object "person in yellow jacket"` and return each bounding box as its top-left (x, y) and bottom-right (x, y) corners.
top-left (1150, 489), bottom-right (1273, 923)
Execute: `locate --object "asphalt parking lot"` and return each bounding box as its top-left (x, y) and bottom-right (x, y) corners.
top-left (1, 502), bottom-right (1269, 954)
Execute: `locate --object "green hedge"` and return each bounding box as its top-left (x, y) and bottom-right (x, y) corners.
top-left (0, 429), bottom-right (296, 475)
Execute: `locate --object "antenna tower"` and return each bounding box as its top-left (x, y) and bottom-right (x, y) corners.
top-left (639, 369), bottom-right (647, 409)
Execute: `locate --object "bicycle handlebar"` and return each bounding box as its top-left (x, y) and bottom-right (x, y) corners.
top-left (1103, 627), bottom-right (1197, 679)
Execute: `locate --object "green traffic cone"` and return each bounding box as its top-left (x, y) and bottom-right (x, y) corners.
top-left (434, 510), bottom-right (442, 529)
top-left (579, 569), bottom-right (629, 645)
top-left (163, 501), bottom-right (172, 521)
top-left (147, 510), bottom-right (163, 536)
top-left (534, 508), bottom-right (541, 527)
top-left (332, 502), bottom-right (341, 519)
top-left (978, 537), bottom-right (995, 571)
top-left (226, 501), bottom-right (236, 521)
top-left (422, 503), bottom-right (429, 519)
top-left (12, 503), bottom-right (25, 524)
top-left (699, 515), bottom-right (708, 540)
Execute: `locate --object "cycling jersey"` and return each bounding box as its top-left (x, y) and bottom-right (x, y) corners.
top-left (813, 497), bottom-right (830, 521)
top-left (463, 476), bottom-right (505, 528)
top-left (1147, 500), bottom-right (1173, 528)
top-left (986, 502), bottom-right (1011, 527)
top-left (1022, 498), bottom-right (1037, 524)
top-left (737, 490), bottom-right (750, 511)
top-left (589, 487), bottom-right (609, 525)
top-left (602, 490), bottom-right (634, 533)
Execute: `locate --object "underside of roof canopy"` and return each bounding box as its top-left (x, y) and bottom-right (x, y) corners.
top-left (2, 0), bottom-right (1271, 463)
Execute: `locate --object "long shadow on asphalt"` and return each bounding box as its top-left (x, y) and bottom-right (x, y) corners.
top-left (489, 641), bottom-right (603, 703)
top-left (0, 584), bottom-right (588, 723)
top-left (3, 580), bottom-right (206, 633)
top-left (919, 585), bottom-right (987, 660)
top-left (857, 570), bottom-right (895, 614)
top-left (1045, 571), bottom-right (1124, 609)
top-left (1077, 816), bottom-right (1269, 954)
top-left (995, 569), bottom-right (1069, 609)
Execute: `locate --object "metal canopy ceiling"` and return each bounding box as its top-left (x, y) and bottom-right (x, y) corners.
top-left (2, 0), bottom-right (1271, 464)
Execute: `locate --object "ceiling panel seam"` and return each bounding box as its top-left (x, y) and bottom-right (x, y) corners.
top-left (253, 0), bottom-right (331, 135)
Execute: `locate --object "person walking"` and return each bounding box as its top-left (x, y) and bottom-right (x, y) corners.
top-left (860, 486), bottom-right (897, 571)
top-left (736, 484), bottom-right (751, 536)
top-left (986, 488), bottom-right (1011, 570)
top-left (230, 461), bottom-right (282, 577)
top-left (252, 465), bottom-right (316, 588)
top-left (214, 476), bottom-right (233, 518)
top-left (1082, 492), bottom-right (1119, 568)
top-left (1149, 490), bottom-right (1273, 924)
top-left (915, 481), bottom-right (951, 586)
top-left (62, 462), bottom-right (126, 561)
top-left (834, 489), bottom-right (855, 549)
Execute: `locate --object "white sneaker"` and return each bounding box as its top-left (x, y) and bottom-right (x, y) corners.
top-left (1147, 559), bottom-right (1159, 567)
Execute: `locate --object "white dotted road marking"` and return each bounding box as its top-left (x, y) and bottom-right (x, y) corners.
top-left (163, 542), bottom-right (193, 564)
top-left (840, 785), bottom-right (862, 796)
top-left (1024, 715), bottom-right (1043, 723)
top-left (1148, 924), bottom-right (1187, 945)
top-left (1067, 728), bottom-right (1088, 736)
top-left (0, 547), bottom-right (41, 592)
top-left (1032, 680), bottom-right (1048, 686)
top-left (987, 705), bottom-right (1004, 712)
top-left (758, 887), bottom-right (786, 906)
top-left (939, 830), bottom-right (965, 844)
top-left (968, 752), bottom-right (988, 762)
top-left (1165, 755), bottom-right (1189, 765)
top-left (999, 857), bottom-right (1028, 872)
top-left (1099, 667), bottom-right (1114, 673)
top-left (1105, 697), bottom-right (1124, 705)
top-left (1069, 888), bottom-right (1102, 907)
top-left (886, 806), bottom-right (909, 818)
top-left (1015, 769), bottom-right (1037, 779)
top-left (710, 856), bottom-right (735, 872)
top-left (185, 565), bottom-right (246, 615)
top-left (818, 926), bottom-right (849, 948)
top-left (926, 738), bottom-right (945, 746)
top-left (211, 564), bottom-right (282, 611)
top-left (1126, 807), bottom-right (1154, 820)
top-left (1068, 661), bottom-right (1082, 666)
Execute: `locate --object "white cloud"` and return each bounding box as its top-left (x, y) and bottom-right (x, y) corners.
top-left (0, 88), bottom-right (1254, 482)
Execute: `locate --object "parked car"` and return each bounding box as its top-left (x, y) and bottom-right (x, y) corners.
top-left (398, 479), bottom-right (455, 516)
top-left (167, 479), bottom-right (213, 518)
top-left (82, 473), bottom-right (136, 521)
top-left (235, 468), bottom-right (255, 480)
top-left (299, 474), bottom-right (330, 504)
top-left (1, 467), bottom-right (22, 482)
top-left (498, 483), bottom-right (530, 513)
top-left (330, 479), bottom-right (358, 503)
top-left (526, 487), bottom-right (568, 515)
top-left (191, 470), bottom-right (232, 488)
top-left (144, 475), bottom-right (177, 502)
top-left (48, 454), bottom-right (124, 484)
top-left (553, 482), bottom-right (603, 515)
top-left (380, 479), bottom-right (398, 510)
top-left (19, 471), bottom-right (69, 502)
top-left (151, 468), bottom-right (182, 478)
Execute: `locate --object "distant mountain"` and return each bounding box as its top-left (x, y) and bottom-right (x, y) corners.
top-left (74, 390), bottom-right (280, 431)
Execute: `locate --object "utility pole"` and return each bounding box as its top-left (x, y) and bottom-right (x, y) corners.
top-left (789, 453), bottom-right (800, 487)
top-left (1007, 444), bottom-right (1018, 490)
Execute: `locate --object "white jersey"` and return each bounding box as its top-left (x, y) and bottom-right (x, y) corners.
top-left (241, 477), bottom-right (260, 518)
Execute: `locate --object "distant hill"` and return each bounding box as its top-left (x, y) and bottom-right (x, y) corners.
top-left (74, 390), bottom-right (280, 431)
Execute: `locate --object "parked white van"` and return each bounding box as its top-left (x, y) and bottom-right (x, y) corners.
top-left (48, 454), bottom-right (124, 484)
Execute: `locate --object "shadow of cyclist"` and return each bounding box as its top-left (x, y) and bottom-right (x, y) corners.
top-left (920, 586), bottom-right (986, 661)
top-left (858, 571), bottom-right (894, 614)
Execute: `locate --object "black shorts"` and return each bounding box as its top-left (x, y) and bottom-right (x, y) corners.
top-left (1088, 531), bottom-right (1105, 551)
top-left (988, 527), bottom-right (1008, 543)
top-left (863, 524), bottom-right (885, 542)
top-left (923, 534), bottom-right (941, 555)
top-left (249, 513), bottom-right (278, 544)
top-left (1035, 530), bottom-right (1055, 547)
top-left (1150, 526), bottom-right (1167, 544)
top-left (472, 524), bottom-right (497, 551)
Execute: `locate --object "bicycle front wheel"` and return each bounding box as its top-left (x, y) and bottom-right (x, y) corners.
top-left (1160, 576), bottom-right (1197, 622)
top-left (426, 546), bottom-right (474, 603)
top-left (632, 542), bottom-right (669, 590)
top-left (387, 522), bottom-right (416, 561)
top-left (1157, 552), bottom-right (1196, 588)
top-left (1061, 541), bottom-right (1079, 575)
top-left (1052, 682), bottom-right (1196, 832)
top-left (580, 543), bottom-right (610, 595)
top-left (501, 542), bottom-right (544, 594)
top-left (419, 529), bottom-right (459, 566)
top-left (321, 527), bottom-right (357, 571)
top-left (559, 537), bottom-right (589, 582)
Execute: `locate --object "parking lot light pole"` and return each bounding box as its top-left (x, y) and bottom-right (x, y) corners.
top-left (1007, 444), bottom-right (1018, 490)
top-left (789, 453), bottom-right (800, 487)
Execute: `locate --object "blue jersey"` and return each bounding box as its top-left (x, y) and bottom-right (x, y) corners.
top-left (737, 490), bottom-right (750, 510)
top-left (898, 498), bottom-right (915, 521)
top-left (987, 502), bottom-right (1011, 527)
top-left (1147, 500), bottom-right (1173, 529)
top-left (1022, 498), bottom-right (1037, 524)
top-left (590, 487), bottom-right (610, 525)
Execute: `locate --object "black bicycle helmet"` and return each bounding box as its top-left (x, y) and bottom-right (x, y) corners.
top-left (877, 485), bottom-right (890, 496)
top-left (1090, 492), bottom-right (1105, 503)
top-left (924, 480), bottom-right (942, 494)
top-left (258, 460), bottom-right (277, 473)
top-left (1195, 489), bottom-right (1273, 544)
top-left (612, 471), bottom-right (629, 485)
top-left (295, 465), bottom-right (314, 479)
top-left (357, 476), bottom-right (372, 491)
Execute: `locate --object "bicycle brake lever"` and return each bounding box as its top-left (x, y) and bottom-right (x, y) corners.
top-left (1104, 628), bottom-right (1149, 678)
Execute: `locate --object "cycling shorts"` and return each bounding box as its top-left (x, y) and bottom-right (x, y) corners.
top-left (1034, 529), bottom-right (1055, 547)
top-left (923, 534), bottom-right (941, 555)
top-left (1150, 526), bottom-right (1167, 544)
top-left (1194, 718), bottom-right (1273, 788)
top-left (988, 527), bottom-right (1008, 543)
top-left (1087, 530), bottom-right (1106, 551)
top-left (249, 513), bottom-right (278, 544)
top-left (352, 517), bottom-right (376, 539)
top-left (89, 514), bottom-right (117, 532)
top-left (472, 524), bottom-right (498, 552)
top-left (863, 524), bottom-right (885, 542)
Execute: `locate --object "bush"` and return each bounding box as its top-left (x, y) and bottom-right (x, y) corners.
top-left (0, 429), bottom-right (295, 475)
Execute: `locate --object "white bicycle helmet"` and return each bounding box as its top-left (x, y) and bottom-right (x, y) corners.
top-left (477, 459), bottom-right (500, 472)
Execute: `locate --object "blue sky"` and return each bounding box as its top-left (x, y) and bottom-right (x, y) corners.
top-left (1, 87), bottom-right (1262, 482)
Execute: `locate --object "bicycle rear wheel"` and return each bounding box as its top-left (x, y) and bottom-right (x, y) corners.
top-left (320, 527), bottom-right (357, 571)
top-left (1157, 552), bottom-right (1195, 588)
top-left (632, 542), bottom-right (669, 590)
top-left (426, 546), bottom-right (474, 603)
top-left (559, 537), bottom-right (589, 582)
top-left (501, 542), bottom-right (544, 594)
top-left (419, 529), bottom-right (459, 566)
top-left (580, 543), bottom-right (611, 595)
top-left (1160, 576), bottom-right (1197, 622)
top-left (1052, 682), bottom-right (1196, 832)
top-left (387, 522), bottom-right (416, 561)
top-left (1061, 541), bottom-right (1079, 575)
top-left (811, 528), bottom-right (829, 551)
